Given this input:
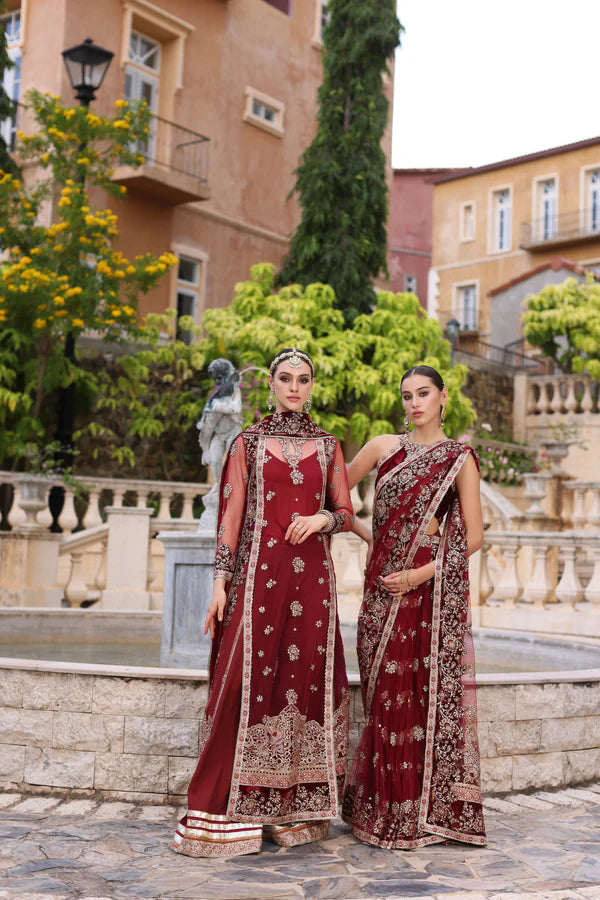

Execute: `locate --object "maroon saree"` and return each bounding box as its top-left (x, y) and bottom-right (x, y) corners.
top-left (342, 435), bottom-right (486, 849)
top-left (174, 412), bottom-right (353, 857)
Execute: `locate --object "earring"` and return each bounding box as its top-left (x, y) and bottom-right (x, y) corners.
top-left (267, 388), bottom-right (275, 411)
top-left (304, 392), bottom-right (312, 412)
top-left (404, 415), bottom-right (410, 430)
top-left (440, 406), bottom-right (446, 427)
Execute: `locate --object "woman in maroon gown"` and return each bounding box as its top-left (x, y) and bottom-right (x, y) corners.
top-left (343, 365), bottom-right (487, 849)
top-left (174, 348), bottom-right (354, 858)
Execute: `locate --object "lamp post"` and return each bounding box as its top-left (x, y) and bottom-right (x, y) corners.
top-left (446, 317), bottom-right (460, 368)
top-left (61, 37), bottom-right (114, 107)
top-left (54, 39), bottom-right (113, 464)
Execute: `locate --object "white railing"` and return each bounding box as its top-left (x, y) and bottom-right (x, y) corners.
top-left (526, 374), bottom-right (598, 416)
top-left (481, 530), bottom-right (599, 608)
top-left (0, 471), bottom-right (210, 533)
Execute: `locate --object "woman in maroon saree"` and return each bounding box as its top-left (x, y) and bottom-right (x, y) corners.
top-left (343, 365), bottom-right (486, 849)
top-left (174, 348), bottom-right (354, 858)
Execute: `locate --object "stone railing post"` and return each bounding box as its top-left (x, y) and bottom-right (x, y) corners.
top-left (101, 507), bottom-right (153, 610)
top-left (521, 535), bottom-right (554, 606)
top-left (555, 537), bottom-right (584, 607)
top-left (64, 550), bottom-right (89, 607)
top-left (582, 536), bottom-right (600, 605)
top-left (488, 534), bottom-right (522, 606)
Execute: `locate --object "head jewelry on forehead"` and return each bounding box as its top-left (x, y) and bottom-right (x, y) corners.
top-left (270, 348), bottom-right (314, 376)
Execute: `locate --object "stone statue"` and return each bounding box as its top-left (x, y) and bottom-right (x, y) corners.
top-left (196, 358), bottom-right (243, 533)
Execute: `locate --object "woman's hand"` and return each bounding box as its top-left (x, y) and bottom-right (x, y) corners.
top-left (379, 563), bottom-right (434, 596)
top-left (204, 581), bottom-right (227, 639)
top-left (366, 539), bottom-right (374, 567)
top-left (285, 513), bottom-right (329, 545)
top-left (379, 570), bottom-right (411, 596)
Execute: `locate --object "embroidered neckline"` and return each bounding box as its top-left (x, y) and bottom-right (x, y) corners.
top-left (245, 411), bottom-right (329, 439)
top-left (276, 436), bottom-right (307, 485)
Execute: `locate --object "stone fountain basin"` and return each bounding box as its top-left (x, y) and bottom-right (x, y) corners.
top-left (0, 609), bottom-right (599, 799)
top-left (0, 608), bottom-right (600, 676)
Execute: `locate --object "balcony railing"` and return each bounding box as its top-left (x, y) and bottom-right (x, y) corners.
top-left (136, 114), bottom-right (210, 187)
top-left (6, 103), bottom-right (210, 202)
top-left (456, 338), bottom-right (549, 373)
top-left (520, 209), bottom-right (600, 250)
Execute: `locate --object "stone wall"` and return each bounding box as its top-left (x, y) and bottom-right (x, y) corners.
top-left (463, 368), bottom-right (514, 440)
top-left (1, 662), bottom-right (599, 801)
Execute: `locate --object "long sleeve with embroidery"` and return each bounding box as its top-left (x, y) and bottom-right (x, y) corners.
top-left (324, 439), bottom-right (355, 534)
top-left (214, 434), bottom-right (248, 580)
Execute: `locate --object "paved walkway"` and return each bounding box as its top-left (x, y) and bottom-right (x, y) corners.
top-left (1, 787), bottom-right (600, 899)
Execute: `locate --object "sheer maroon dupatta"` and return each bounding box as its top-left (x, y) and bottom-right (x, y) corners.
top-left (353, 438), bottom-right (486, 845)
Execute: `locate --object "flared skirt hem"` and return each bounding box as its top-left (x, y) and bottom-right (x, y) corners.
top-left (342, 815), bottom-right (487, 850)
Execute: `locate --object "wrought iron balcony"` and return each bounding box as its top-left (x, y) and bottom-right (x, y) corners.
top-left (520, 209), bottom-right (600, 251)
top-left (5, 103), bottom-right (210, 204)
top-left (456, 338), bottom-right (548, 374)
top-left (112, 114), bottom-right (210, 204)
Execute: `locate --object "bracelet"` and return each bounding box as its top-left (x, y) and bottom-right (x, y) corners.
top-left (406, 569), bottom-right (413, 588)
top-left (316, 509), bottom-right (336, 533)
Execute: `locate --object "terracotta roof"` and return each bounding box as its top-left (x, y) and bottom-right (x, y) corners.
top-left (430, 135), bottom-right (600, 184)
top-left (488, 256), bottom-right (592, 297)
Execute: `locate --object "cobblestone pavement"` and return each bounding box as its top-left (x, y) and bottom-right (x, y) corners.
top-left (1, 787), bottom-right (600, 900)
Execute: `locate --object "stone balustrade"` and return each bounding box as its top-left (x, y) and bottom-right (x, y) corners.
top-left (1, 659), bottom-right (599, 800)
top-left (0, 471), bottom-right (211, 534)
top-left (525, 374), bottom-right (598, 416)
top-left (564, 482), bottom-right (600, 529)
top-left (480, 529), bottom-right (600, 636)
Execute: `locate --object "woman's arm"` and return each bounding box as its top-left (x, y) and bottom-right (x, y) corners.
top-left (346, 434), bottom-right (396, 490)
top-left (454, 452), bottom-right (484, 555)
top-left (205, 435), bottom-right (248, 638)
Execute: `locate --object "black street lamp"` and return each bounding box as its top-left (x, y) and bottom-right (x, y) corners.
top-left (53, 38), bottom-right (113, 481)
top-left (62, 38), bottom-right (114, 107)
top-left (446, 317), bottom-right (460, 368)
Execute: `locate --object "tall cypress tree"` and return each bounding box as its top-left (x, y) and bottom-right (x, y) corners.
top-left (278, 0), bottom-right (402, 323)
top-left (0, 1), bottom-right (19, 176)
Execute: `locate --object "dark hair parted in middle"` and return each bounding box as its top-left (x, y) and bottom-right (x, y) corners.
top-left (401, 365), bottom-right (444, 391)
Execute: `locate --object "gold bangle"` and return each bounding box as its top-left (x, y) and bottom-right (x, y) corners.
top-left (406, 569), bottom-right (413, 588)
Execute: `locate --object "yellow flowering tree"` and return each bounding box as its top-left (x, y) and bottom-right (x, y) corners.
top-left (0, 90), bottom-right (177, 467)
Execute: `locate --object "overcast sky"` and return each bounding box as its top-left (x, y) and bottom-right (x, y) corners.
top-left (392, 0), bottom-right (599, 169)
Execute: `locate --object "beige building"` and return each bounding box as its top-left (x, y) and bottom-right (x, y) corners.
top-left (3, 0), bottom-right (394, 325)
top-left (429, 138), bottom-right (600, 348)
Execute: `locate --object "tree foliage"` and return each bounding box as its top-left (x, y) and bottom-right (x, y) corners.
top-left (201, 265), bottom-right (474, 442)
top-left (81, 265), bottom-right (476, 476)
top-left (0, 91), bottom-right (177, 469)
top-left (278, 0), bottom-right (402, 324)
top-left (76, 310), bottom-right (207, 480)
top-left (522, 276), bottom-right (600, 378)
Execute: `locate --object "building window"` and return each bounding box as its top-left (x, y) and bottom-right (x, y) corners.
top-left (492, 187), bottom-right (511, 252)
top-left (534, 177), bottom-right (557, 241)
top-left (313, 0), bottom-right (329, 44)
top-left (263, 0), bottom-right (291, 13)
top-left (455, 283), bottom-right (478, 332)
top-left (243, 87), bottom-right (285, 138)
top-left (587, 169), bottom-right (600, 232)
top-left (1, 10), bottom-right (21, 151)
top-left (124, 30), bottom-right (160, 160)
top-left (460, 202), bottom-right (475, 241)
top-left (252, 98), bottom-right (276, 125)
top-left (176, 256), bottom-right (201, 343)
top-left (404, 274), bottom-right (417, 296)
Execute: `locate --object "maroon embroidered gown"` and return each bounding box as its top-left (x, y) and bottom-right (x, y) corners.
top-left (174, 412), bottom-right (354, 858)
top-left (342, 436), bottom-right (486, 849)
